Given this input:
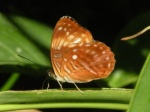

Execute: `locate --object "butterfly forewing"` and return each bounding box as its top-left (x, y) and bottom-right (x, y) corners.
top-left (50, 16), bottom-right (115, 84)
top-left (51, 16), bottom-right (93, 50)
top-left (51, 16), bottom-right (94, 80)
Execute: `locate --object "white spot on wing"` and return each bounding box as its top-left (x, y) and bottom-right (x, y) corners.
top-left (85, 38), bottom-right (91, 43)
top-left (94, 44), bottom-right (98, 47)
top-left (73, 38), bottom-right (81, 44)
top-left (108, 63), bottom-right (111, 68)
top-left (68, 35), bottom-right (74, 40)
top-left (58, 27), bottom-right (62, 31)
top-left (106, 56), bottom-right (109, 60)
top-left (72, 55), bottom-right (78, 60)
top-left (57, 46), bottom-right (61, 50)
top-left (81, 34), bottom-right (86, 37)
top-left (73, 48), bottom-right (78, 52)
top-left (68, 44), bottom-right (76, 48)
top-left (64, 28), bottom-right (67, 31)
top-left (64, 58), bottom-right (67, 61)
top-left (66, 31), bottom-right (69, 36)
top-left (102, 51), bottom-right (106, 54)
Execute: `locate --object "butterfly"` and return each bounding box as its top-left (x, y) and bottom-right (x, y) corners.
top-left (49, 16), bottom-right (115, 93)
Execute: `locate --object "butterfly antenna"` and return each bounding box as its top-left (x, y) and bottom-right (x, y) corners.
top-left (121, 26), bottom-right (150, 40)
top-left (18, 54), bottom-right (49, 89)
top-left (18, 54), bottom-right (40, 65)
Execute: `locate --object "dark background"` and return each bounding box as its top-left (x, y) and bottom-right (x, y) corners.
top-left (1, 0), bottom-right (150, 45)
top-left (0, 0), bottom-right (150, 112)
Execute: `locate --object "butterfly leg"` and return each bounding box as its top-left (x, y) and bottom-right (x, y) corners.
top-left (42, 77), bottom-right (49, 90)
top-left (47, 83), bottom-right (50, 90)
top-left (56, 80), bottom-right (64, 93)
top-left (73, 83), bottom-right (84, 94)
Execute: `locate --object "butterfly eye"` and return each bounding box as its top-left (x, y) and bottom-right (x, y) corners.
top-left (50, 16), bottom-right (115, 93)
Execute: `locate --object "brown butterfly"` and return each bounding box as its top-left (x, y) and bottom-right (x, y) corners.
top-left (49, 16), bottom-right (115, 93)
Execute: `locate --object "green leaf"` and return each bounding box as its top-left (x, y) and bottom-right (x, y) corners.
top-left (0, 13), bottom-right (52, 67)
top-left (127, 53), bottom-right (150, 112)
top-left (0, 88), bottom-right (133, 111)
top-left (107, 69), bottom-right (138, 88)
top-left (11, 15), bottom-right (53, 50)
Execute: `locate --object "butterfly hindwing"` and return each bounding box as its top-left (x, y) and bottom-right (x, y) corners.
top-left (60, 41), bottom-right (115, 83)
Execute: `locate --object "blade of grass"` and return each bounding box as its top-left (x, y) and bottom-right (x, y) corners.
top-left (127, 53), bottom-right (150, 112)
top-left (0, 72), bottom-right (20, 91)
